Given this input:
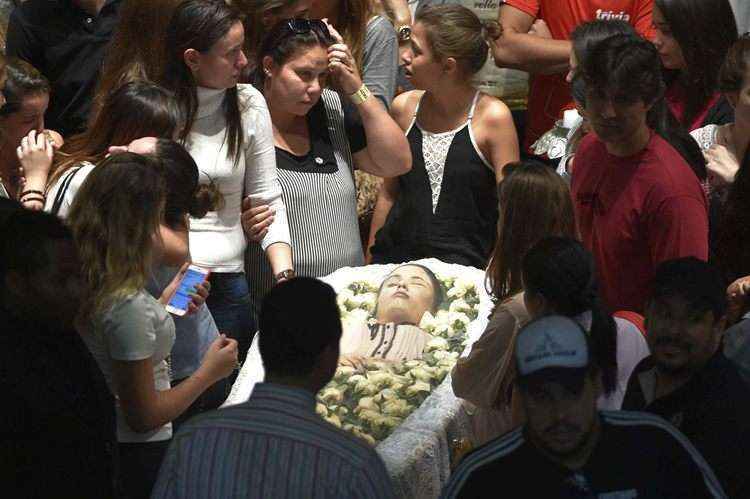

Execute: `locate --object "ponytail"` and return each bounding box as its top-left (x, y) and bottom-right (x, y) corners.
top-left (522, 237), bottom-right (618, 396)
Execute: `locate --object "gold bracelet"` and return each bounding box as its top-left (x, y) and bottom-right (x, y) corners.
top-left (349, 84), bottom-right (371, 106)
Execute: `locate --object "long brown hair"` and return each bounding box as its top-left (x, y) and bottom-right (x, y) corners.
top-left (91, 0), bottom-right (184, 124)
top-left (48, 81), bottom-right (180, 188)
top-left (162, 0), bottom-right (245, 166)
top-left (485, 161), bottom-right (578, 302)
top-left (233, 0), bottom-right (300, 67)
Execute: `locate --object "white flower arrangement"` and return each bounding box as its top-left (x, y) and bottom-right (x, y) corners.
top-left (317, 274), bottom-right (481, 445)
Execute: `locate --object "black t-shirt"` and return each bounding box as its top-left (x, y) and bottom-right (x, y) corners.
top-left (6, 0), bottom-right (122, 137)
top-left (622, 352), bottom-right (750, 498)
top-left (442, 411), bottom-right (726, 498)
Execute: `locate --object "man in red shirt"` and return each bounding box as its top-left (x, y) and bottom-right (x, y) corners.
top-left (492, 0), bottom-right (653, 153)
top-left (570, 34), bottom-right (708, 313)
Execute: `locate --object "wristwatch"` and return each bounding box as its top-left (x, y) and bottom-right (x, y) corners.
top-left (274, 269), bottom-right (296, 282)
top-left (397, 25), bottom-right (411, 43)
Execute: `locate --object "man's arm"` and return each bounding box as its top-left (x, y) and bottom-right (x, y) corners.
top-left (491, 4), bottom-right (571, 75)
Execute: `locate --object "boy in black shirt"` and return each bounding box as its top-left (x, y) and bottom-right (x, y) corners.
top-left (623, 257), bottom-right (750, 498)
top-left (444, 315), bottom-right (725, 498)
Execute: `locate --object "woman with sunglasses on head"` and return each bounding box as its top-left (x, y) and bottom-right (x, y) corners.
top-left (368, 5), bottom-right (519, 269)
top-left (244, 18), bottom-right (410, 304)
top-left (161, 0), bottom-right (292, 365)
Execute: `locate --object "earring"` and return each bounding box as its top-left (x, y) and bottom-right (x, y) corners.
top-left (264, 69), bottom-right (272, 77)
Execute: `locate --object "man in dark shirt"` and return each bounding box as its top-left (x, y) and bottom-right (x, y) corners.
top-left (5, 0), bottom-right (122, 137)
top-left (443, 315), bottom-right (725, 498)
top-left (1, 206), bottom-right (117, 497)
top-left (623, 257), bottom-right (750, 498)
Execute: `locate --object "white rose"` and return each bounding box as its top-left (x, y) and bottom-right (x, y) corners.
top-left (382, 398), bottom-right (412, 417)
top-left (320, 387), bottom-right (344, 404)
top-left (419, 311), bottom-right (438, 333)
top-left (357, 409), bottom-right (382, 424)
top-left (351, 427), bottom-right (377, 446)
top-left (448, 311), bottom-right (471, 329)
top-left (409, 367), bottom-right (434, 383)
top-left (337, 288), bottom-right (355, 307)
top-left (405, 380), bottom-right (432, 397)
top-left (425, 337), bottom-right (449, 352)
top-left (315, 403), bottom-right (328, 417)
top-left (369, 372), bottom-right (397, 389)
top-left (324, 413), bottom-right (342, 428)
top-left (354, 378), bottom-right (379, 396)
top-left (449, 298), bottom-right (472, 314)
top-left (355, 396), bottom-right (379, 413)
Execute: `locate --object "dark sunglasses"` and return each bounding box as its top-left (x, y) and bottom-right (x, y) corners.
top-left (281, 18), bottom-right (334, 43)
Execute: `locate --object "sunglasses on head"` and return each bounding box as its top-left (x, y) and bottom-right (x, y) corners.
top-left (281, 18), bottom-right (334, 43)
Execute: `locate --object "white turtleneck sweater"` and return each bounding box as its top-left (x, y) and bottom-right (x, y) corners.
top-left (187, 85), bottom-right (290, 273)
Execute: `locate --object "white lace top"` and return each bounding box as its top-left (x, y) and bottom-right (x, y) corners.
top-left (420, 126), bottom-right (464, 212)
top-left (412, 92), bottom-right (484, 213)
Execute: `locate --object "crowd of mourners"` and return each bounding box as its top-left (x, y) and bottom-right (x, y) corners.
top-left (3, 0), bottom-right (750, 497)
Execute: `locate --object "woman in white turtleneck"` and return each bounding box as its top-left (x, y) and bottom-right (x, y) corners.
top-left (162, 0), bottom-right (293, 363)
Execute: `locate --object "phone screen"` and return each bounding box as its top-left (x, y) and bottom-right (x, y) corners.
top-left (168, 268), bottom-right (208, 312)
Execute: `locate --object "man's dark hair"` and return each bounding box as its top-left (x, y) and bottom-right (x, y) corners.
top-left (651, 257), bottom-right (728, 320)
top-left (259, 277), bottom-right (342, 378)
top-left (582, 34), bottom-right (706, 182)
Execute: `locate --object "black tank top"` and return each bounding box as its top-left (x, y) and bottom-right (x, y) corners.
top-left (371, 92), bottom-right (498, 268)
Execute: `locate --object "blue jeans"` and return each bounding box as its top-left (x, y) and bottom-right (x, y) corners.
top-left (206, 272), bottom-right (255, 364)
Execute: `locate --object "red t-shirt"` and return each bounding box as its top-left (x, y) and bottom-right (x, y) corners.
top-left (504, 0), bottom-right (654, 151)
top-left (570, 132), bottom-right (709, 313)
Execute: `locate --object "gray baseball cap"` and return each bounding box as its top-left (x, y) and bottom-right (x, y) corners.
top-left (515, 315), bottom-right (590, 378)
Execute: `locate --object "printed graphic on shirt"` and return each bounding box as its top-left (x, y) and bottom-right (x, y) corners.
top-left (595, 9), bottom-right (631, 21)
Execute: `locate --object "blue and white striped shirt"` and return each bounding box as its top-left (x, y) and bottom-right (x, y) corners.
top-left (152, 382), bottom-right (396, 499)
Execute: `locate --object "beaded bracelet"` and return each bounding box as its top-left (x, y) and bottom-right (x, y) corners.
top-left (19, 189), bottom-right (45, 199)
top-left (20, 195), bottom-right (46, 205)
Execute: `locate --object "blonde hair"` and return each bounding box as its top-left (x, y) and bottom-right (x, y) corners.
top-left (69, 153), bottom-right (166, 319)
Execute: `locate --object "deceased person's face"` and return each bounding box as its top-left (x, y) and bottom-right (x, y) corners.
top-left (375, 265), bottom-right (436, 325)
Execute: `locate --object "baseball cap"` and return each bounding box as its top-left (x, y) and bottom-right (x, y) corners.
top-left (515, 315), bottom-right (590, 378)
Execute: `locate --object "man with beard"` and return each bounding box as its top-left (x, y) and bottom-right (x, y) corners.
top-left (443, 315), bottom-right (725, 498)
top-left (622, 258), bottom-right (750, 498)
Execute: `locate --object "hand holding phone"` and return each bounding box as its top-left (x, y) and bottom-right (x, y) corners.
top-left (163, 263), bottom-right (211, 316)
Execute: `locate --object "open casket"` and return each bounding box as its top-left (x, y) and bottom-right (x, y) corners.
top-left (224, 259), bottom-right (495, 499)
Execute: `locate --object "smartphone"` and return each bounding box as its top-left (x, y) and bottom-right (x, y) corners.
top-left (165, 265), bottom-right (210, 316)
